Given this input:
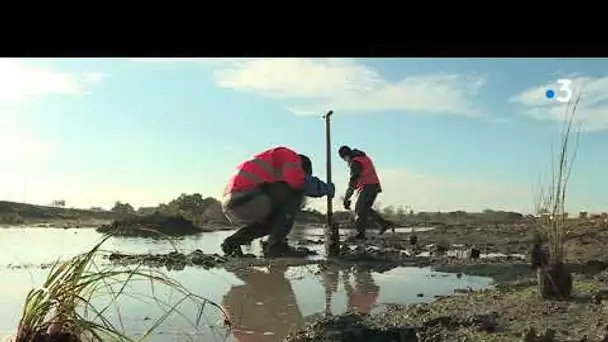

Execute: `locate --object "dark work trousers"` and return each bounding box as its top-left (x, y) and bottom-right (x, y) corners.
top-left (225, 182), bottom-right (303, 249)
top-left (354, 184), bottom-right (392, 234)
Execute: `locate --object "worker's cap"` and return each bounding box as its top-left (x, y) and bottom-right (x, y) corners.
top-left (298, 154), bottom-right (313, 175)
top-left (338, 145), bottom-right (352, 158)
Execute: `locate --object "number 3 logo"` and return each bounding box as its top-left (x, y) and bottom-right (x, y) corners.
top-left (556, 79), bottom-right (573, 103)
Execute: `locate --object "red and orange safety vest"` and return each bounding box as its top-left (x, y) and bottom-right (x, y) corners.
top-left (224, 146), bottom-right (305, 195)
top-left (351, 155), bottom-right (380, 190)
top-left (348, 288), bottom-right (379, 314)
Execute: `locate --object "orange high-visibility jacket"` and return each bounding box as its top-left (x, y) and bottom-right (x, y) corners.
top-left (351, 155), bottom-right (380, 190)
top-left (224, 146), bottom-right (305, 195)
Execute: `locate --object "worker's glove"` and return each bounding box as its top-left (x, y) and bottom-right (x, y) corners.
top-left (343, 199), bottom-right (351, 210)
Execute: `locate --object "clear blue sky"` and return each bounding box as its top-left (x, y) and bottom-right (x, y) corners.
top-left (0, 58), bottom-right (606, 214)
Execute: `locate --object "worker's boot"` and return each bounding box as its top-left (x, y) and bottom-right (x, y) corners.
top-left (347, 232), bottom-right (366, 242)
top-left (378, 219), bottom-right (396, 235)
top-left (283, 244), bottom-right (309, 258)
top-left (221, 238), bottom-right (244, 257)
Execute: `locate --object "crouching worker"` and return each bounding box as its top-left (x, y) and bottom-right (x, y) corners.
top-left (221, 146), bottom-right (334, 258)
top-left (338, 145), bottom-right (395, 240)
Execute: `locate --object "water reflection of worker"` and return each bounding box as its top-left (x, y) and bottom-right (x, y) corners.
top-left (342, 268), bottom-right (379, 314)
top-left (222, 264), bottom-right (305, 342)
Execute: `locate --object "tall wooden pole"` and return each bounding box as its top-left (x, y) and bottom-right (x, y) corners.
top-left (323, 110), bottom-right (340, 257)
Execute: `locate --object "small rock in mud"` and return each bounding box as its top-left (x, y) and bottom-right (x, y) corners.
top-left (582, 260), bottom-right (608, 275)
top-left (301, 238), bottom-right (325, 245)
top-left (409, 235), bottom-right (418, 246)
top-left (592, 289), bottom-right (608, 304)
top-left (453, 288), bottom-right (473, 294)
top-left (431, 242), bottom-right (449, 256)
top-left (521, 327), bottom-right (557, 342)
top-left (293, 246), bottom-right (318, 256)
top-left (28, 331), bottom-right (81, 342)
top-left (467, 248), bottom-right (481, 259)
top-left (420, 313), bottom-right (499, 334)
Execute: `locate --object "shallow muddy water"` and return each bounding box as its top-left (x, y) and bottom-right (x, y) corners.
top-left (0, 226), bottom-right (492, 342)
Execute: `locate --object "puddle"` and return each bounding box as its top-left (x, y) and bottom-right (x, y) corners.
top-left (0, 227), bottom-right (489, 342)
top-left (0, 264), bottom-right (492, 342)
top-left (0, 226), bottom-right (433, 268)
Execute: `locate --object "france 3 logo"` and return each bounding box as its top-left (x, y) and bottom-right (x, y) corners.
top-left (545, 79), bottom-right (573, 103)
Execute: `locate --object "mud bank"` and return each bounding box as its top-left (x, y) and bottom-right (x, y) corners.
top-left (106, 245), bottom-right (410, 271)
top-left (285, 311), bottom-right (500, 342)
top-left (282, 220), bottom-right (608, 342)
top-left (97, 213), bottom-right (203, 237)
top-left (410, 220), bottom-right (608, 262)
top-left (106, 239), bottom-right (533, 282)
top-left (286, 270), bottom-right (608, 342)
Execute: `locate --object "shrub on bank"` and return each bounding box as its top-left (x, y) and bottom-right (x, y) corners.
top-left (96, 212), bottom-right (202, 237)
top-left (0, 213), bottom-right (25, 225)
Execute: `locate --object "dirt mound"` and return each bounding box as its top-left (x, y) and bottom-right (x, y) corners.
top-left (97, 213), bottom-right (202, 237)
top-left (285, 313), bottom-right (418, 342)
top-left (108, 249), bottom-right (228, 270)
top-left (285, 311), bottom-right (499, 342)
top-left (107, 246), bottom-right (319, 270)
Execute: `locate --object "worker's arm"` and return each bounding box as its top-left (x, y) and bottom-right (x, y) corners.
top-left (344, 160), bottom-right (363, 200)
top-left (303, 175), bottom-right (335, 198)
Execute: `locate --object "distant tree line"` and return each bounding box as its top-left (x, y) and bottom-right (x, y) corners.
top-left (0, 195), bottom-right (539, 228)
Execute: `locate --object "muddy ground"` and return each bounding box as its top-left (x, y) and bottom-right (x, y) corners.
top-left (285, 221), bottom-right (608, 342)
top-left (286, 271), bottom-right (608, 342)
top-left (412, 219), bottom-right (608, 263)
top-left (106, 219), bottom-right (608, 341)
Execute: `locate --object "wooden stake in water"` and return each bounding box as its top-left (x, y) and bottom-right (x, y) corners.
top-left (323, 110), bottom-right (340, 257)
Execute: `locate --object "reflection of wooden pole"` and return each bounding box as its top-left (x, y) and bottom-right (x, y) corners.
top-left (324, 284), bottom-right (332, 316)
top-left (323, 110), bottom-right (340, 257)
top-left (322, 265), bottom-right (339, 317)
top-left (342, 270), bottom-right (353, 312)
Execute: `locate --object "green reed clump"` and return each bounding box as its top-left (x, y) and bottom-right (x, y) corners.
top-left (13, 234), bottom-right (229, 342)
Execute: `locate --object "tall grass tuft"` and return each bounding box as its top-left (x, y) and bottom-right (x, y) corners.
top-left (12, 234), bottom-right (229, 342)
top-left (534, 92), bottom-right (582, 300)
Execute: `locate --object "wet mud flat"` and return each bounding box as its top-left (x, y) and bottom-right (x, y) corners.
top-left (104, 221), bottom-right (608, 341)
top-left (409, 219), bottom-right (608, 262)
top-left (104, 236), bottom-right (526, 278)
top-left (286, 270), bottom-right (608, 342)
top-left (106, 244), bottom-right (431, 273)
top-left (283, 221), bottom-right (608, 342)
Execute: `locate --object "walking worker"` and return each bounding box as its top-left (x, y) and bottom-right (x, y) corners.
top-left (221, 146), bottom-right (334, 258)
top-left (338, 145), bottom-right (394, 240)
